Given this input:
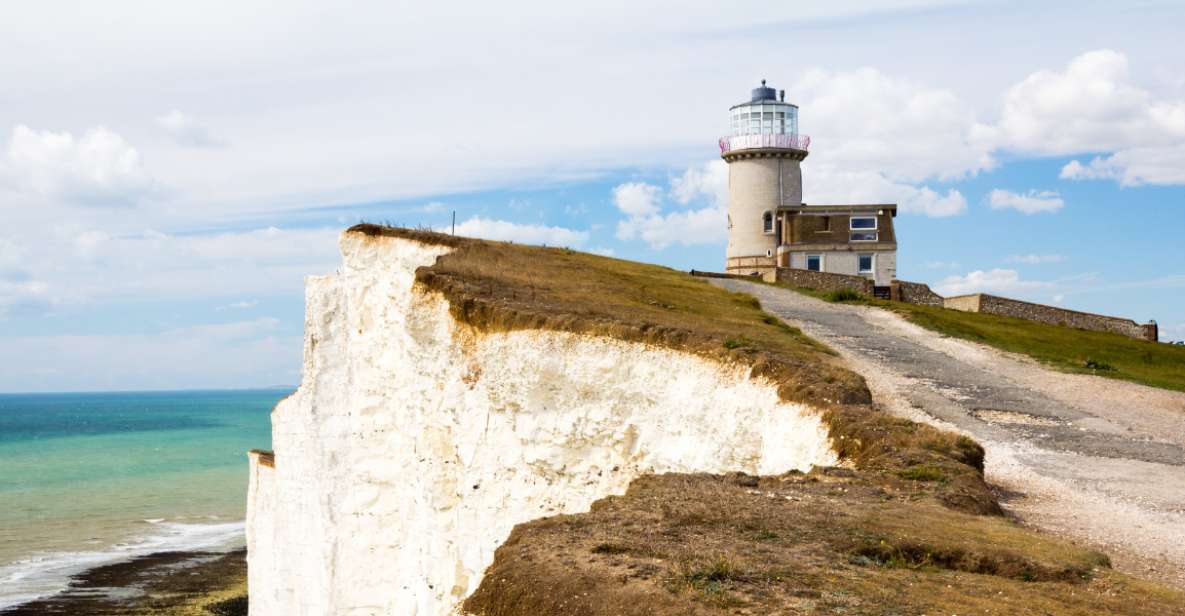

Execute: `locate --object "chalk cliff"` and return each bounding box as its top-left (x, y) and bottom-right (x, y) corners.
top-left (245, 230), bottom-right (840, 615)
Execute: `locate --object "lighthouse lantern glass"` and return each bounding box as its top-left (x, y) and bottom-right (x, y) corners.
top-left (730, 103), bottom-right (798, 137)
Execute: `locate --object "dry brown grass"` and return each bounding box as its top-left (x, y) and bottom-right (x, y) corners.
top-left (463, 473), bottom-right (1185, 616)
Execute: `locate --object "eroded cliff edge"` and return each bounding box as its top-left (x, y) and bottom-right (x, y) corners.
top-left (246, 226), bottom-right (1182, 615)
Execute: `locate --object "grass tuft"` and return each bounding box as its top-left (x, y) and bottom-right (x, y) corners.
top-left (824, 288), bottom-right (867, 303)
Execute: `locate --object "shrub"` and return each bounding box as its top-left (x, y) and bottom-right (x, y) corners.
top-left (825, 288), bottom-right (866, 303)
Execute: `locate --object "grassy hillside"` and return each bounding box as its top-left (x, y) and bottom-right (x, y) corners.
top-left (466, 473), bottom-right (1184, 616)
top-left (805, 287), bottom-right (1185, 392)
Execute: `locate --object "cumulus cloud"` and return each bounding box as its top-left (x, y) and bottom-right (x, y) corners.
top-left (614, 163), bottom-right (729, 250)
top-left (989, 50), bottom-right (1185, 155)
top-left (1006, 254), bottom-right (1066, 264)
top-left (793, 67), bottom-right (995, 183)
top-left (934, 268), bottom-right (1055, 297)
top-left (453, 216), bottom-right (588, 247)
top-left (981, 49), bottom-right (1185, 186)
top-left (988, 189), bottom-right (1064, 214)
top-left (670, 161), bottom-right (728, 207)
top-left (1061, 144), bottom-right (1185, 186)
top-left (155, 110), bottom-right (225, 148)
top-left (616, 205), bottom-right (725, 250)
top-left (2, 125), bottom-right (156, 207)
top-left (612, 182), bottom-right (663, 217)
top-left (806, 167), bottom-right (967, 217)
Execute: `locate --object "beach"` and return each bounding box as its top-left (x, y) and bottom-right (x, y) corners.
top-left (0, 389), bottom-right (282, 610)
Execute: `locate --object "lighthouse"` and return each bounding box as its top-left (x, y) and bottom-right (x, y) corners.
top-left (721, 80), bottom-right (898, 286)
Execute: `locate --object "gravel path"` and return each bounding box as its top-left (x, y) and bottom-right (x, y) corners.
top-left (712, 279), bottom-right (1185, 588)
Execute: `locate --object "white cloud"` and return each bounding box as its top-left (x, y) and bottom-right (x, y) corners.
top-left (589, 246), bottom-right (616, 257)
top-left (670, 160), bottom-right (728, 207)
top-left (793, 67), bottom-right (994, 183)
top-left (614, 164), bottom-right (729, 249)
top-left (612, 182), bottom-right (662, 217)
top-left (616, 205), bottom-right (725, 250)
top-left (935, 268), bottom-right (1055, 297)
top-left (1006, 254), bottom-right (1066, 264)
top-left (989, 50), bottom-right (1185, 155)
top-left (155, 110), bottom-right (225, 148)
top-left (2, 125), bottom-right (156, 207)
top-left (0, 226), bottom-right (342, 311)
top-left (452, 217), bottom-right (588, 247)
top-left (1052, 294), bottom-right (1065, 304)
top-left (806, 167), bottom-right (967, 217)
top-left (988, 189), bottom-right (1064, 214)
top-left (1061, 144), bottom-right (1185, 186)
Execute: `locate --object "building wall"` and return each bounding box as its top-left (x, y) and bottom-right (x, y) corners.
top-left (787, 211), bottom-right (896, 245)
top-left (788, 250), bottom-right (896, 286)
top-left (726, 156), bottom-right (802, 266)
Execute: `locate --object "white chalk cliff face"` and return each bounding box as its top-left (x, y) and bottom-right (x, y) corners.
top-left (246, 231), bottom-right (839, 615)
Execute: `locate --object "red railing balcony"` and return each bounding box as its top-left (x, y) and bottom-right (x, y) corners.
top-left (719, 133), bottom-right (810, 154)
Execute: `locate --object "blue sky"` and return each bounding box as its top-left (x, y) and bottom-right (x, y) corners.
top-left (1, 1), bottom-right (1184, 392)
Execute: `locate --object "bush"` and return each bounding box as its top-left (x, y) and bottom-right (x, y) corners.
top-left (825, 288), bottom-right (866, 303)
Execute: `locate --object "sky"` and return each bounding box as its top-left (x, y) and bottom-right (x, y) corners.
top-left (2, 0), bottom-right (1184, 392)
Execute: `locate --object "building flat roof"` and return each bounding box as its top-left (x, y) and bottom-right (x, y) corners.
top-left (779, 203), bottom-right (898, 216)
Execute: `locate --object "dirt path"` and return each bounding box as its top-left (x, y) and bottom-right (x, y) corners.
top-left (712, 279), bottom-right (1185, 588)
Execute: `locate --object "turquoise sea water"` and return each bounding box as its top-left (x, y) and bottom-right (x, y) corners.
top-left (0, 389), bottom-right (284, 608)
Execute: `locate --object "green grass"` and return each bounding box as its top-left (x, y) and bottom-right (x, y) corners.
top-left (784, 282), bottom-right (1185, 392)
top-left (886, 300), bottom-right (1185, 392)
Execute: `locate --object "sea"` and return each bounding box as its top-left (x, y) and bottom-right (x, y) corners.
top-left (0, 389), bottom-right (285, 609)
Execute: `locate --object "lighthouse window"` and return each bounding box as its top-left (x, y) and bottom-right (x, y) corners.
top-left (762, 211), bottom-right (774, 233)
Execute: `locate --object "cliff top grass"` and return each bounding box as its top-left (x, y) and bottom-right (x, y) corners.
top-left (800, 286), bottom-right (1185, 392)
top-left (350, 224), bottom-right (868, 407)
top-left (463, 472), bottom-right (1185, 616)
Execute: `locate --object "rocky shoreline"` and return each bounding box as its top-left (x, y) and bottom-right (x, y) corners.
top-left (0, 549), bottom-right (246, 616)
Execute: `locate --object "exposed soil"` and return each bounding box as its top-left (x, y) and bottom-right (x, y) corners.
top-left (464, 472), bottom-right (1185, 615)
top-left (0, 550), bottom-right (246, 616)
top-left (713, 279), bottom-right (1185, 589)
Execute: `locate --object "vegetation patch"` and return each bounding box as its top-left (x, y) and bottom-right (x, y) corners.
top-left (897, 464), bottom-right (948, 483)
top-left (824, 288), bottom-right (867, 303)
top-left (776, 280), bottom-right (1185, 392)
top-left (463, 473), bottom-right (1181, 615)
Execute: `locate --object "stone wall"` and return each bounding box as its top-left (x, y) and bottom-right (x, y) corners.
top-left (772, 267), bottom-right (873, 294)
top-left (943, 294), bottom-right (982, 313)
top-left (944, 293), bottom-right (1157, 341)
top-left (892, 280), bottom-right (943, 307)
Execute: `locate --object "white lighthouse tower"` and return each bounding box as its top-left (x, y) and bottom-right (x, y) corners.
top-left (720, 80), bottom-right (809, 276)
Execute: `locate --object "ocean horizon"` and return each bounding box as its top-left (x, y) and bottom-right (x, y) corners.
top-left (0, 388), bottom-right (286, 608)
